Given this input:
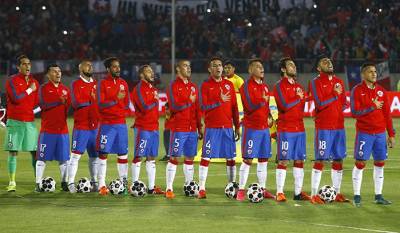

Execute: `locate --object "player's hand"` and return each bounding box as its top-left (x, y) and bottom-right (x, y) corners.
top-left (29, 82), bottom-right (37, 92)
top-left (220, 89), bottom-right (231, 102)
top-left (262, 91), bottom-right (269, 103)
top-left (234, 127), bottom-right (241, 141)
top-left (60, 95), bottom-right (67, 104)
top-left (388, 137), bottom-right (395, 148)
top-left (154, 91), bottom-right (159, 101)
top-left (117, 90), bottom-right (126, 100)
top-left (189, 91), bottom-right (196, 103)
top-left (198, 128), bottom-right (204, 140)
top-left (334, 83), bottom-right (342, 95)
top-left (373, 97), bottom-right (383, 109)
top-left (296, 88), bottom-right (304, 99)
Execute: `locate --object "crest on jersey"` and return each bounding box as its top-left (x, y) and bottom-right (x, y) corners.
top-left (93, 85), bottom-right (97, 89)
top-left (296, 87), bottom-right (302, 93)
top-left (225, 84), bottom-right (230, 90)
top-left (120, 84), bottom-right (125, 90)
top-left (62, 90), bottom-right (67, 95)
top-left (377, 91), bottom-right (383, 97)
top-left (335, 83), bottom-right (341, 88)
top-left (191, 86), bottom-right (196, 92)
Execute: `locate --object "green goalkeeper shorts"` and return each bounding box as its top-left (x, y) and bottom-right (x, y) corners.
top-left (3, 119), bottom-right (38, 152)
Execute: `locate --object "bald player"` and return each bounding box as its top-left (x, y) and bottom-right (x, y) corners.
top-left (67, 60), bottom-right (100, 193)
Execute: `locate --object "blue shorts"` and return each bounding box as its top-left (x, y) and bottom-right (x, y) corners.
top-left (97, 124), bottom-right (128, 155)
top-left (314, 129), bottom-right (346, 161)
top-left (277, 132), bottom-right (306, 161)
top-left (241, 127), bottom-right (271, 159)
top-left (354, 131), bottom-right (387, 161)
top-left (72, 129), bottom-right (98, 157)
top-left (134, 128), bottom-right (159, 158)
top-left (202, 128), bottom-right (236, 159)
top-left (169, 131), bottom-right (198, 157)
top-left (37, 133), bottom-right (70, 162)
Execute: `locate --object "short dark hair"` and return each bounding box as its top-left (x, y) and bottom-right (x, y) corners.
top-left (103, 57), bottom-right (119, 69)
top-left (208, 56), bottom-right (223, 66)
top-left (138, 64), bottom-right (151, 76)
top-left (315, 54), bottom-right (330, 68)
top-left (224, 60), bottom-right (235, 67)
top-left (279, 57), bottom-right (293, 76)
top-left (361, 62), bottom-right (375, 73)
top-left (248, 58), bottom-right (263, 68)
top-left (46, 64), bottom-right (60, 73)
top-left (16, 54), bottom-right (29, 66)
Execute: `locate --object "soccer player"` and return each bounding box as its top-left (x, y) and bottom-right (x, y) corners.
top-left (4, 55), bottom-right (39, 192)
top-left (273, 57), bottom-right (311, 202)
top-left (96, 57), bottom-right (130, 195)
top-left (224, 60), bottom-right (244, 94)
top-left (35, 64), bottom-right (71, 192)
top-left (164, 60), bottom-right (203, 199)
top-left (198, 57), bottom-right (240, 199)
top-left (131, 65), bottom-right (164, 194)
top-left (351, 62), bottom-right (395, 207)
top-left (308, 56), bottom-right (349, 204)
top-left (236, 59), bottom-right (275, 201)
top-left (67, 60), bottom-right (100, 193)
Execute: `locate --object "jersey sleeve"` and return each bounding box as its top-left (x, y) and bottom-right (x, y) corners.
top-left (350, 86), bottom-right (376, 117)
top-left (71, 80), bottom-right (91, 109)
top-left (199, 82), bottom-right (221, 111)
top-left (97, 79), bottom-right (118, 109)
top-left (167, 82), bottom-right (192, 112)
top-left (273, 81), bottom-right (301, 112)
top-left (309, 79), bottom-right (339, 111)
top-left (38, 85), bottom-right (62, 110)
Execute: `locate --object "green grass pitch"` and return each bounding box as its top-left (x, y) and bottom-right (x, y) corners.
top-left (0, 118), bottom-right (399, 233)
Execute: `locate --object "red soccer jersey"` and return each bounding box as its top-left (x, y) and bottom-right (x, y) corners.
top-left (273, 77), bottom-right (305, 132)
top-left (5, 73), bottom-right (39, 122)
top-left (71, 76), bottom-right (99, 130)
top-left (308, 72), bottom-right (347, 129)
top-left (131, 80), bottom-right (159, 131)
top-left (167, 77), bottom-right (202, 132)
top-left (200, 76), bottom-right (239, 129)
top-left (38, 82), bottom-right (71, 134)
top-left (97, 74), bottom-right (130, 124)
top-left (351, 81), bottom-right (395, 137)
top-left (239, 77), bottom-right (270, 129)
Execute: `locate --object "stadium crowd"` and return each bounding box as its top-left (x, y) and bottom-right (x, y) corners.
top-left (0, 0), bottom-right (399, 65)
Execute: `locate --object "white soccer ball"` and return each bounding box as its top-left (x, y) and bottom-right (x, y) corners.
top-left (224, 182), bottom-right (239, 199)
top-left (318, 185), bottom-right (337, 203)
top-left (40, 177), bottom-right (56, 192)
top-left (247, 183), bottom-right (264, 203)
top-left (183, 180), bottom-right (199, 197)
top-left (77, 177), bottom-right (92, 193)
top-left (130, 180), bottom-right (147, 197)
top-left (108, 179), bottom-right (125, 195)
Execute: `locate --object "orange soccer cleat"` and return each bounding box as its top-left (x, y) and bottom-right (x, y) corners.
top-left (276, 193), bottom-right (287, 202)
top-left (311, 195), bottom-right (325, 204)
top-left (148, 186), bottom-right (165, 195)
top-left (335, 193), bottom-right (350, 202)
top-left (98, 186), bottom-right (109, 196)
top-left (294, 191), bottom-right (311, 201)
top-left (165, 189), bottom-right (175, 199)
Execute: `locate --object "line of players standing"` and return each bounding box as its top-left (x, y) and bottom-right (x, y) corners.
top-left (3, 55), bottom-right (395, 206)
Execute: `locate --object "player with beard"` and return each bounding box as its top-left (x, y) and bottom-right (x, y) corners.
top-left (164, 60), bottom-right (202, 198)
top-left (67, 60), bottom-right (100, 193)
top-left (35, 64), bottom-right (71, 192)
top-left (96, 57), bottom-right (130, 195)
top-left (273, 57), bottom-right (311, 202)
top-left (198, 57), bottom-right (240, 199)
top-left (131, 65), bottom-right (164, 194)
top-left (308, 56), bottom-right (349, 204)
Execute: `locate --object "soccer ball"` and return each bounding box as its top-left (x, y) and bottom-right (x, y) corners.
top-left (224, 182), bottom-right (239, 199)
top-left (318, 185), bottom-right (337, 203)
top-left (108, 179), bottom-right (125, 195)
top-left (247, 183), bottom-right (264, 203)
top-left (40, 177), bottom-right (56, 192)
top-left (77, 177), bottom-right (92, 193)
top-left (130, 180), bottom-right (147, 197)
top-left (183, 180), bottom-right (199, 197)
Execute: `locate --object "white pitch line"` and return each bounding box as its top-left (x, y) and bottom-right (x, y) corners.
top-left (281, 221), bottom-right (399, 233)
